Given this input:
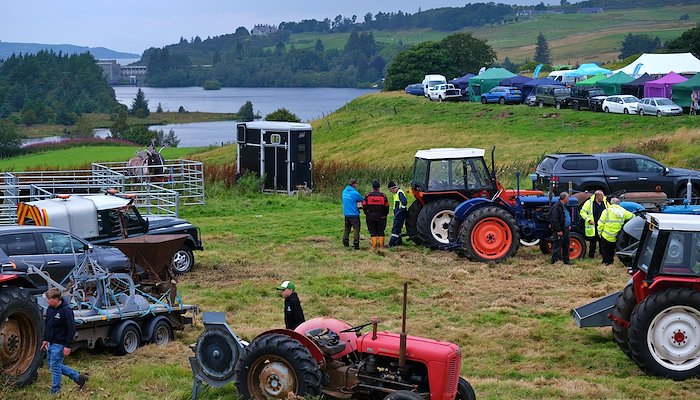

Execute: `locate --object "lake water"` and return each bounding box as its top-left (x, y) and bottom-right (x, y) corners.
top-left (27, 87), bottom-right (377, 147)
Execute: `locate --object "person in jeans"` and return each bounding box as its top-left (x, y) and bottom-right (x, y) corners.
top-left (549, 192), bottom-right (572, 265)
top-left (42, 288), bottom-right (88, 394)
top-left (342, 178), bottom-right (364, 250)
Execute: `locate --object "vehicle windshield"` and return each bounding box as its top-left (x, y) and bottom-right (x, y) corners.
top-left (420, 158), bottom-right (493, 191)
top-left (656, 98), bottom-right (674, 106)
top-left (537, 156), bottom-right (558, 173)
top-left (637, 229), bottom-right (659, 273)
top-left (428, 80), bottom-right (445, 88)
top-left (589, 89), bottom-right (605, 96)
top-left (623, 96), bottom-right (639, 103)
top-left (659, 231), bottom-right (700, 276)
top-left (412, 158), bottom-right (430, 191)
top-left (510, 89), bottom-right (522, 95)
top-left (554, 88), bottom-right (571, 96)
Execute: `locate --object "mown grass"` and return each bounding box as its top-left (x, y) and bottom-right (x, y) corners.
top-left (7, 187), bottom-right (700, 399)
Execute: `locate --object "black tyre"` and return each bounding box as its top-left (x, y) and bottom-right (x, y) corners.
top-left (235, 333), bottom-right (322, 398)
top-left (604, 107), bottom-right (610, 113)
top-left (555, 101), bottom-right (562, 110)
top-left (438, 96), bottom-right (443, 102)
top-left (417, 199), bottom-right (461, 248)
top-left (539, 238), bottom-right (552, 255)
top-left (115, 324), bottom-right (141, 355)
top-left (538, 99), bottom-right (544, 108)
top-left (572, 101), bottom-right (580, 111)
top-left (459, 205), bottom-right (519, 263)
top-left (0, 288), bottom-right (44, 387)
top-left (150, 319), bottom-right (173, 346)
top-left (405, 201), bottom-right (423, 245)
top-left (384, 391), bottom-right (423, 400)
top-left (448, 216), bottom-right (463, 244)
top-left (480, 97), bottom-right (487, 104)
top-left (611, 285), bottom-right (636, 360)
top-left (627, 288), bottom-right (700, 380)
top-left (172, 245), bottom-right (195, 274)
top-left (657, 110), bottom-right (662, 117)
top-left (195, 329), bottom-right (239, 382)
top-left (676, 186), bottom-right (700, 205)
top-left (639, 109), bottom-right (645, 116)
top-left (456, 377), bottom-right (477, 400)
top-left (624, 108), bottom-right (629, 114)
top-left (499, 97), bottom-right (505, 105)
top-left (590, 103), bottom-right (597, 112)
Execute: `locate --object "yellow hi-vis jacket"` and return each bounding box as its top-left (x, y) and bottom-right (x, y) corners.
top-left (597, 204), bottom-right (634, 243)
top-left (579, 195), bottom-right (610, 238)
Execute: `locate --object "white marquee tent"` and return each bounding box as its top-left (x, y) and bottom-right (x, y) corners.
top-left (616, 53), bottom-right (700, 76)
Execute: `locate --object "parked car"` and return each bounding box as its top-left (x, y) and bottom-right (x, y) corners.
top-left (602, 95), bottom-right (640, 114)
top-left (0, 226), bottom-right (130, 293)
top-left (422, 74), bottom-right (447, 98)
top-left (570, 86), bottom-right (607, 111)
top-left (405, 83), bottom-right (424, 96)
top-left (638, 97), bottom-right (683, 117)
top-left (428, 83), bottom-right (461, 102)
top-left (532, 152), bottom-right (700, 199)
top-left (525, 94), bottom-right (537, 106)
top-left (480, 86), bottom-right (522, 105)
top-left (535, 85), bottom-right (571, 109)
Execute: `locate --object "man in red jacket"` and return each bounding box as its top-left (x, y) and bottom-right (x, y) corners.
top-left (363, 179), bottom-right (390, 250)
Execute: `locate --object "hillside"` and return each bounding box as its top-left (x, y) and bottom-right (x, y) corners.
top-left (0, 41), bottom-right (139, 60)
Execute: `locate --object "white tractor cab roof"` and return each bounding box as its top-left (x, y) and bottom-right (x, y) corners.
top-left (17, 194), bottom-right (134, 239)
top-left (647, 212), bottom-right (700, 231)
top-left (414, 148), bottom-right (485, 160)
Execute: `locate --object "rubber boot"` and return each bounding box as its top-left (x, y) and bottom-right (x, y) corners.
top-left (371, 237), bottom-right (377, 251)
top-left (353, 241), bottom-right (360, 250)
top-left (379, 236), bottom-right (385, 248)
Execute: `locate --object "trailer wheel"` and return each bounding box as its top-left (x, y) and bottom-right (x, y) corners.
top-left (150, 319), bottom-right (173, 346)
top-left (405, 201), bottom-right (423, 245)
top-left (568, 232), bottom-right (587, 260)
top-left (456, 377), bottom-right (477, 400)
top-left (235, 333), bottom-right (321, 399)
top-left (172, 245), bottom-right (195, 274)
top-left (611, 285), bottom-right (636, 360)
top-left (459, 205), bottom-right (519, 262)
top-left (628, 288), bottom-right (700, 380)
top-left (417, 199), bottom-right (460, 248)
top-left (114, 323), bottom-right (141, 356)
top-left (383, 390), bottom-right (424, 400)
top-left (0, 288), bottom-right (43, 387)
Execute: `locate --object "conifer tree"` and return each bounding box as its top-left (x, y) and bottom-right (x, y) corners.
top-left (534, 32), bottom-right (551, 64)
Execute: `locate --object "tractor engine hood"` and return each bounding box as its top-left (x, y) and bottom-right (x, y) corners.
top-left (357, 331), bottom-right (460, 363)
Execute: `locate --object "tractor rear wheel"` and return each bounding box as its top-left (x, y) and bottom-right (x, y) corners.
top-left (611, 285), bottom-right (637, 360)
top-left (405, 201), bottom-right (423, 245)
top-left (459, 205), bottom-right (519, 263)
top-left (0, 287), bottom-right (44, 387)
top-left (417, 199), bottom-right (460, 249)
top-left (383, 391), bottom-right (423, 400)
top-left (456, 377), bottom-right (477, 400)
top-left (447, 216), bottom-right (462, 244)
top-left (235, 333), bottom-right (322, 398)
top-left (627, 288), bottom-right (700, 380)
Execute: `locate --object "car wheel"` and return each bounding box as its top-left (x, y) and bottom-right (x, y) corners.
top-left (590, 104), bottom-right (597, 112)
top-left (481, 97), bottom-right (487, 104)
top-left (438, 96), bottom-right (443, 102)
top-left (499, 97), bottom-right (505, 105)
top-left (555, 101), bottom-right (562, 109)
top-left (604, 107), bottom-right (609, 113)
top-left (172, 245), bottom-right (195, 274)
top-left (657, 110), bottom-right (662, 117)
top-left (538, 100), bottom-right (544, 108)
top-left (624, 108), bottom-right (629, 115)
top-left (639, 109), bottom-right (644, 116)
top-left (572, 101), bottom-right (580, 111)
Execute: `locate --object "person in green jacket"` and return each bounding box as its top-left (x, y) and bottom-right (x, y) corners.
top-left (579, 190), bottom-right (609, 259)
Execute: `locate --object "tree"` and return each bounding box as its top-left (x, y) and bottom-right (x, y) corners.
top-left (237, 101), bottom-right (255, 122)
top-left (156, 103), bottom-right (164, 113)
top-left (122, 125), bottom-right (157, 146)
top-left (110, 107), bottom-right (129, 138)
top-left (235, 26), bottom-right (250, 36)
top-left (440, 33), bottom-right (497, 77)
top-left (265, 108), bottom-right (301, 122)
top-left (501, 57), bottom-right (517, 72)
top-left (130, 88), bottom-right (150, 117)
top-left (314, 39), bottom-right (325, 53)
top-left (666, 26), bottom-right (700, 57)
top-left (70, 116), bottom-right (94, 138)
top-left (620, 33), bottom-right (662, 59)
top-left (0, 120), bottom-right (25, 157)
top-left (534, 32), bottom-right (551, 64)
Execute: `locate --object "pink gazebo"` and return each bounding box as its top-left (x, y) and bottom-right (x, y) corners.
top-left (643, 72), bottom-right (688, 98)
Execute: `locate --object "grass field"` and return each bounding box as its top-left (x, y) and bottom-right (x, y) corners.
top-left (288, 5), bottom-right (700, 65)
top-left (3, 93), bottom-right (700, 398)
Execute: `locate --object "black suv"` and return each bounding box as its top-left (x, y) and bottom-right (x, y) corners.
top-left (570, 86), bottom-right (607, 111)
top-left (533, 153), bottom-right (700, 199)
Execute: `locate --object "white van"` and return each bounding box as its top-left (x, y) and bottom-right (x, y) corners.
top-left (422, 74), bottom-right (447, 98)
top-left (546, 70), bottom-right (577, 85)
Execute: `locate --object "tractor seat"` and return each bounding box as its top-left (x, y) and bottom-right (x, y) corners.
top-left (305, 328), bottom-right (346, 356)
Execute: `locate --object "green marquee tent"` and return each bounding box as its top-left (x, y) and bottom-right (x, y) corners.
top-left (671, 73), bottom-right (700, 108)
top-left (575, 73), bottom-right (608, 87)
top-left (598, 72), bottom-right (634, 95)
top-left (467, 68), bottom-right (516, 102)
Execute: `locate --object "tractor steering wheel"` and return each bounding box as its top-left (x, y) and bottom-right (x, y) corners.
top-left (340, 321), bottom-right (375, 334)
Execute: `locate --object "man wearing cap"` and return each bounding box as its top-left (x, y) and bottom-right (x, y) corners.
top-left (363, 180), bottom-right (390, 250)
top-left (277, 281), bottom-right (305, 330)
top-left (387, 181), bottom-right (408, 247)
top-left (342, 178), bottom-right (364, 250)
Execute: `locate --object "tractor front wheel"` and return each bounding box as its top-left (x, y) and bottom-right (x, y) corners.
top-left (0, 288), bottom-right (44, 387)
top-left (383, 391), bottom-right (424, 400)
top-left (447, 216), bottom-right (462, 245)
top-left (456, 377), bottom-right (477, 400)
top-left (459, 205), bottom-right (519, 262)
top-left (405, 201), bottom-right (423, 245)
top-left (417, 199), bottom-right (460, 249)
top-left (627, 288), bottom-right (700, 380)
top-left (235, 333), bottom-right (322, 398)
top-left (611, 285), bottom-right (636, 360)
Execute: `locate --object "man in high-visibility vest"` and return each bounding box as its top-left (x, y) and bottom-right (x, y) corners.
top-left (579, 190), bottom-right (609, 259)
top-left (387, 181), bottom-right (408, 247)
top-left (597, 197), bottom-right (634, 265)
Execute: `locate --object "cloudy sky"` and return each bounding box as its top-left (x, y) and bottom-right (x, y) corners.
top-left (2, 1), bottom-right (573, 54)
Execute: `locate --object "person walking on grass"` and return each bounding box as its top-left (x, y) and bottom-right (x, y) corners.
top-left (597, 197), bottom-right (634, 265)
top-left (549, 192), bottom-right (571, 265)
top-left (579, 190), bottom-right (609, 259)
top-left (277, 281), bottom-right (305, 330)
top-left (363, 179), bottom-right (390, 250)
top-left (42, 288), bottom-right (88, 395)
top-left (387, 181), bottom-right (408, 247)
top-left (342, 178), bottom-right (364, 250)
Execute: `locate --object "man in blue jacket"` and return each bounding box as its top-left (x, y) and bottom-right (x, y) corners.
top-left (42, 288), bottom-right (88, 394)
top-left (342, 178), bottom-right (364, 250)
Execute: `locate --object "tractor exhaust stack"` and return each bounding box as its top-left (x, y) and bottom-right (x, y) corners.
top-left (399, 282), bottom-right (408, 368)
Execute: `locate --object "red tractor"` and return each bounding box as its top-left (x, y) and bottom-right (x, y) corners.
top-left (190, 285), bottom-right (476, 399)
top-left (574, 213), bottom-right (700, 380)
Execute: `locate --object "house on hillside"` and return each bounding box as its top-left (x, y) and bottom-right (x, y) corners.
top-left (251, 24), bottom-right (278, 36)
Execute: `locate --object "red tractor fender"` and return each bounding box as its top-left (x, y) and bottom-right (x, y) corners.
top-left (0, 273), bottom-right (18, 284)
top-left (633, 270), bottom-right (700, 301)
top-left (253, 329), bottom-right (326, 367)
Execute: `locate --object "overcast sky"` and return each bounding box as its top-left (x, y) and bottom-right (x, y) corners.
top-left (2, 1), bottom-right (573, 54)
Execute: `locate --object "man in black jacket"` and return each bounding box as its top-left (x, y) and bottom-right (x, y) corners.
top-left (549, 192), bottom-right (572, 265)
top-left (42, 288), bottom-right (88, 394)
top-left (277, 281), bottom-right (305, 330)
